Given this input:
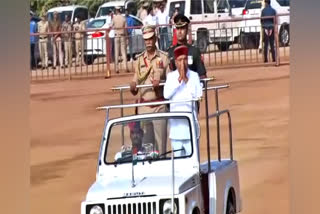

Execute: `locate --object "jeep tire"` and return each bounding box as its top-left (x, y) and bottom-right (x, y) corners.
top-left (240, 33), bottom-right (259, 49)
top-left (83, 55), bottom-right (96, 65)
top-left (226, 200), bottom-right (236, 214)
top-left (216, 42), bottom-right (231, 52)
top-left (197, 32), bottom-right (208, 53)
top-left (279, 25), bottom-right (290, 47)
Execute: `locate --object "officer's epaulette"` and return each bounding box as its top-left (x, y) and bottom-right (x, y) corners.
top-left (136, 51), bottom-right (145, 58)
top-left (158, 49), bottom-right (169, 56)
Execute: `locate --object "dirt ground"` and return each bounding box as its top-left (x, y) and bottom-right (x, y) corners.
top-left (30, 64), bottom-right (289, 214)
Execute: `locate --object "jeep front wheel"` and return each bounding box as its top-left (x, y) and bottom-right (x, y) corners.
top-left (279, 25), bottom-right (290, 47)
top-left (226, 200), bottom-right (236, 214)
top-left (83, 55), bottom-right (96, 65)
top-left (197, 32), bottom-right (208, 53)
top-left (216, 43), bottom-right (231, 52)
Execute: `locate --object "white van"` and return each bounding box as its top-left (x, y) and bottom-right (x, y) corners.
top-left (166, 0), bottom-right (248, 52)
top-left (95, 0), bottom-right (136, 18)
top-left (47, 5), bottom-right (89, 24)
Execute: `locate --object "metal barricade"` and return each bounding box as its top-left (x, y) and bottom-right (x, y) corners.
top-left (30, 27), bottom-right (113, 81)
top-left (30, 13), bottom-right (289, 82)
top-left (188, 13), bottom-right (290, 68)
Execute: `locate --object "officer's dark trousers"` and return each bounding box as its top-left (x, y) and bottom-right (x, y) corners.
top-left (263, 29), bottom-right (276, 62)
top-left (30, 43), bottom-right (36, 69)
top-left (159, 27), bottom-right (169, 51)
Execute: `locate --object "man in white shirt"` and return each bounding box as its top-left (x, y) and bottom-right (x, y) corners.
top-left (138, 1), bottom-right (149, 21)
top-left (156, 2), bottom-right (170, 51)
top-left (143, 7), bottom-right (157, 26)
top-left (164, 45), bottom-right (203, 156)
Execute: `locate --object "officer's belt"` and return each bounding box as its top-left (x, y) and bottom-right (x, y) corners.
top-left (139, 96), bottom-right (165, 108)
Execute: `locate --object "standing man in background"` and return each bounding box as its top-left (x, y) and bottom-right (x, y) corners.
top-left (258, 0), bottom-right (265, 53)
top-left (261, 0), bottom-right (276, 63)
top-left (152, 0), bottom-right (162, 15)
top-left (30, 13), bottom-right (38, 70)
top-left (112, 6), bottom-right (128, 73)
top-left (61, 14), bottom-right (73, 68)
top-left (126, 9), bottom-right (135, 62)
top-left (167, 14), bottom-right (207, 78)
top-left (73, 17), bottom-right (85, 66)
top-left (143, 6), bottom-right (157, 26)
top-left (156, 2), bottom-right (169, 51)
top-left (49, 11), bottom-right (64, 69)
top-left (139, 1), bottom-right (149, 21)
top-left (37, 13), bottom-right (49, 70)
top-left (170, 6), bottom-right (179, 46)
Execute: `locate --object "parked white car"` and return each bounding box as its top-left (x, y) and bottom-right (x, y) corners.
top-left (80, 83), bottom-right (242, 214)
top-left (166, 0), bottom-right (248, 52)
top-left (240, 0), bottom-right (290, 49)
top-left (83, 15), bottom-right (145, 65)
top-left (95, 0), bottom-right (136, 18)
top-left (47, 5), bottom-right (89, 24)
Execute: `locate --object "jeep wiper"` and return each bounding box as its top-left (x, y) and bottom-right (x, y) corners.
top-left (114, 152), bottom-right (153, 166)
top-left (114, 155), bottom-right (133, 166)
top-left (158, 148), bottom-right (185, 158)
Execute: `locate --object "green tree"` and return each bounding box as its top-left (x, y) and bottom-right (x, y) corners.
top-left (30, 0), bottom-right (142, 18)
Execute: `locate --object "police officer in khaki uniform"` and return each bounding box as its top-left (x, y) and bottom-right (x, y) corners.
top-left (61, 14), bottom-right (72, 67)
top-left (49, 11), bottom-right (64, 69)
top-left (37, 14), bottom-right (49, 70)
top-left (130, 25), bottom-right (170, 153)
top-left (73, 17), bottom-right (85, 66)
top-left (112, 6), bottom-right (129, 73)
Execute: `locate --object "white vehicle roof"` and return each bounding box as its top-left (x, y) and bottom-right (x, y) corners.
top-left (47, 5), bottom-right (88, 13)
top-left (100, 0), bottom-right (125, 7)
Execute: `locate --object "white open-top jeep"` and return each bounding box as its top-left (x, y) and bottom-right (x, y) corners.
top-left (81, 80), bottom-right (242, 214)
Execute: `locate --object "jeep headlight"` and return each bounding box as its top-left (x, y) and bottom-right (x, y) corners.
top-left (89, 205), bottom-right (103, 214)
top-left (163, 200), bottom-right (177, 214)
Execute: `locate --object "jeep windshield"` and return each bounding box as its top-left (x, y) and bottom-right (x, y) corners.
top-left (96, 6), bottom-right (125, 17)
top-left (104, 116), bottom-right (193, 165)
top-left (47, 11), bottom-right (72, 22)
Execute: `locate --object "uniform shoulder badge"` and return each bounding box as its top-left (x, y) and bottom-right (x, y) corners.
top-left (136, 51), bottom-right (145, 58)
top-left (158, 49), bottom-right (169, 56)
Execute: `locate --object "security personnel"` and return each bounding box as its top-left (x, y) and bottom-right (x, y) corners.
top-left (61, 14), bottom-right (72, 67)
top-left (130, 25), bottom-right (170, 153)
top-left (112, 6), bottom-right (129, 73)
top-left (167, 14), bottom-right (207, 78)
top-left (37, 14), bottom-right (49, 70)
top-left (49, 11), bottom-right (63, 69)
top-left (261, 0), bottom-right (276, 63)
top-left (73, 17), bottom-right (85, 66)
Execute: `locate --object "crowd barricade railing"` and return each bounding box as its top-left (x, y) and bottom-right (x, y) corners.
top-left (30, 14), bottom-right (289, 81)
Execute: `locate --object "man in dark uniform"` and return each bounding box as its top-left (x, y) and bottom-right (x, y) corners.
top-left (167, 14), bottom-right (206, 78)
top-left (261, 0), bottom-right (277, 63)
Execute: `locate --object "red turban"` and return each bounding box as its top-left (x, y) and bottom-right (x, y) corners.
top-left (174, 45), bottom-right (188, 59)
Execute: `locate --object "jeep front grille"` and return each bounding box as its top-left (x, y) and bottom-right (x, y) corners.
top-left (107, 202), bottom-right (157, 214)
